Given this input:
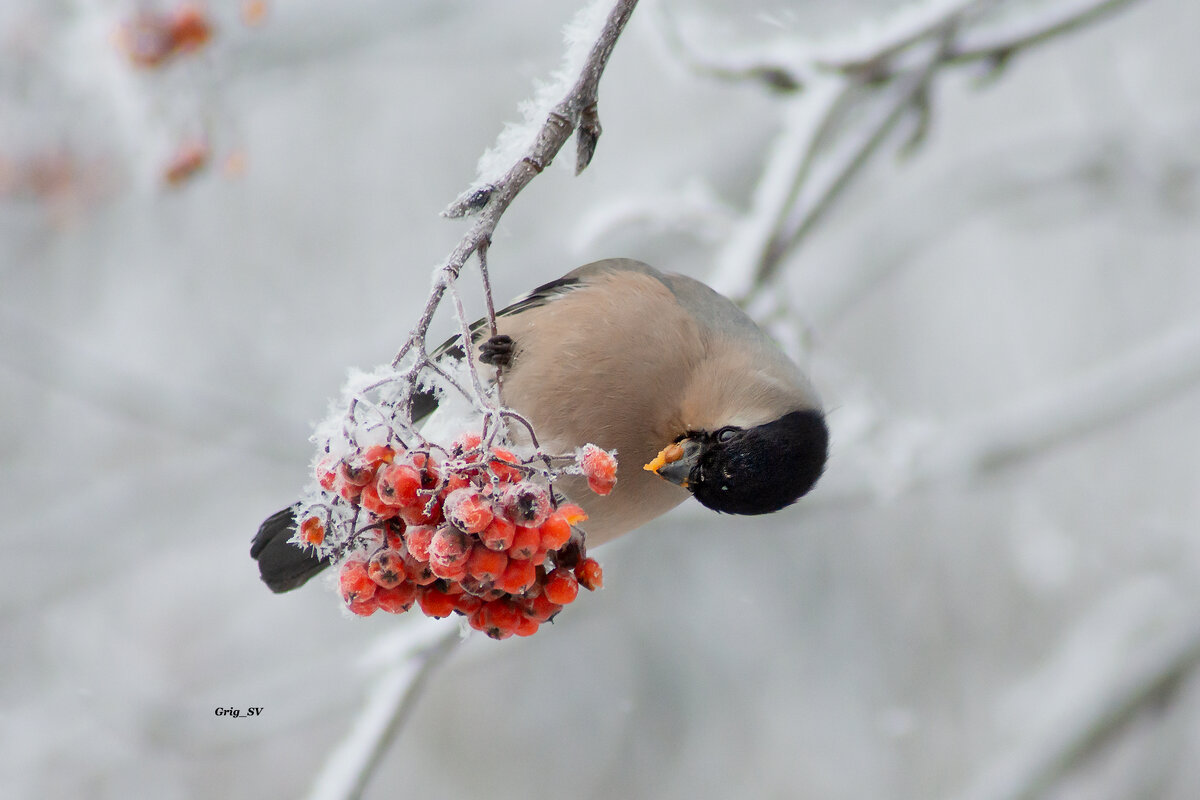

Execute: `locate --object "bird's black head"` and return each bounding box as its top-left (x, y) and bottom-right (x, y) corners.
top-left (664, 409), bottom-right (829, 515)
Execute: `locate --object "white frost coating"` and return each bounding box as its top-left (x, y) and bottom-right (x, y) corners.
top-left (710, 77), bottom-right (843, 299)
top-left (472, 0), bottom-right (613, 186)
top-left (572, 177), bottom-right (737, 252)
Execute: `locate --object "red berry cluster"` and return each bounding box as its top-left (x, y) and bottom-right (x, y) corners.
top-left (297, 433), bottom-right (608, 639)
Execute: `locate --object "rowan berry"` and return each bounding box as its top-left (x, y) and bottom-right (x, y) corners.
top-left (339, 458), bottom-right (374, 487)
top-left (335, 476), bottom-right (362, 503)
top-left (429, 553), bottom-right (469, 581)
top-left (543, 568), bottom-right (579, 605)
top-left (466, 547), bottom-right (508, 584)
top-left (315, 456), bottom-right (338, 490)
top-left (538, 513), bottom-right (571, 551)
top-left (495, 558), bottom-right (537, 595)
top-left (452, 432), bottom-right (482, 456)
top-left (339, 560), bottom-right (376, 604)
top-left (404, 525), bottom-right (435, 561)
top-left (347, 596), bottom-right (378, 616)
top-left (401, 550), bottom-right (437, 585)
top-left (580, 444), bottom-right (617, 495)
top-left (367, 549), bottom-right (405, 589)
top-left (524, 593), bottom-right (562, 623)
top-left (480, 516), bottom-right (516, 552)
top-left (298, 516), bottom-right (326, 546)
top-left (429, 527), bottom-right (471, 568)
top-left (410, 452), bottom-right (440, 489)
top-left (362, 444), bottom-right (396, 467)
top-left (514, 615), bottom-right (540, 637)
top-left (169, 4), bottom-right (213, 53)
top-left (488, 447), bottom-right (524, 483)
top-left (575, 558), bottom-right (604, 591)
top-left (453, 592), bottom-right (483, 616)
top-left (417, 587), bottom-right (456, 618)
top-left (444, 488), bottom-right (494, 534)
top-left (376, 463), bottom-right (421, 507)
top-left (441, 472), bottom-right (472, 496)
top-left (359, 483), bottom-right (397, 519)
top-left (478, 600), bottom-right (523, 639)
top-left (374, 582), bottom-right (417, 614)
top-left (499, 482), bottom-right (552, 527)
top-left (509, 525), bottom-right (541, 560)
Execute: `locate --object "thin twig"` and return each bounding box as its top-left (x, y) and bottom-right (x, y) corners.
top-left (306, 627), bottom-right (464, 800)
top-left (657, 0), bottom-right (1146, 305)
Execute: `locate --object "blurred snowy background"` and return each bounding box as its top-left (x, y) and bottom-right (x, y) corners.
top-left (3, 0), bottom-right (1199, 798)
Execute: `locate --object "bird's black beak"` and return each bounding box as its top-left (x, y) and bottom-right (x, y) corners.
top-left (644, 437), bottom-right (705, 489)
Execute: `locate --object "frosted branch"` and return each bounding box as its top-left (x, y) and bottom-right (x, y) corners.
top-left (947, 587), bottom-right (1200, 800)
top-left (652, 0), bottom-right (1145, 304)
top-left (817, 319), bottom-right (1200, 505)
top-left (306, 625), bottom-right (464, 800)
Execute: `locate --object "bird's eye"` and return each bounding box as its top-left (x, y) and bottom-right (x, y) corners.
top-left (716, 427), bottom-right (739, 443)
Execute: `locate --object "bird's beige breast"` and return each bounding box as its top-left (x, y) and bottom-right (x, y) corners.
top-left (491, 271), bottom-right (699, 544)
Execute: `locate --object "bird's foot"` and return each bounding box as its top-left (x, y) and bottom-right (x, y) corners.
top-left (479, 334), bottom-right (516, 369)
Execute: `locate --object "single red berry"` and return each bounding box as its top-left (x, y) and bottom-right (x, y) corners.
top-left (580, 444), bottom-right (617, 495)
top-left (479, 599), bottom-right (522, 639)
top-left (499, 482), bottom-right (552, 527)
top-left (453, 432), bottom-right (483, 455)
top-left (441, 472), bottom-right (472, 496)
top-left (514, 615), bottom-right (540, 637)
top-left (558, 503), bottom-right (588, 525)
top-left (169, 4), bottom-right (213, 53)
top-left (417, 586), bottom-right (456, 618)
top-left (400, 550), bottom-right (437, 585)
top-left (410, 452), bottom-right (440, 489)
top-left (347, 596), bottom-right (379, 616)
top-left (466, 547), bottom-right (508, 584)
top-left (360, 483), bottom-right (398, 519)
top-left (538, 513), bottom-right (572, 551)
top-left (429, 553), bottom-right (470, 581)
top-left (376, 463), bottom-right (422, 508)
top-left (543, 568), bottom-right (579, 605)
top-left (488, 447), bottom-right (524, 483)
top-left (299, 516), bottom-right (326, 546)
top-left (384, 525), bottom-right (405, 550)
top-left (509, 525), bottom-right (541, 560)
top-left (453, 592), bottom-right (483, 616)
top-left (367, 549), bottom-right (405, 589)
top-left (316, 456), bottom-right (338, 491)
top-left (335, 476), bottom-right (363, 503)
top-left (404, 525), bottom-right (435, 561)
top-left (374, 582), bottom-right (417, 614)
top-left (339, 560), bottom-right (377, 604)
top-left (429, 527), bottom-right (471, 567)
top-left (575, 558), bottom-right (604, 591)
top-left (362, 444), bottom-right (396, 467)
top-left (340, 458), bottom-right (374, 487)
top-left (399, 497), bottom-right (442, 526)
top-left (444, 488), bottom-right (494, 534)
top-left (525, 592), bottom-right (563, 623)
top-left (481, 516), bottom-right (516, 552)
top-left (495, 558), bottom-right (537, 595)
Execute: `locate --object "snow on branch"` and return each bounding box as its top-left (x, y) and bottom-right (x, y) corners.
top-left (815, 318), bottom-right (1200, 506)
top-left (307, 623), bottom-right (463, 800)
top-left (642, 0), bottom-right (1144, 304)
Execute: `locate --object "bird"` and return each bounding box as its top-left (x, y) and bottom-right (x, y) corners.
top-left (251, 258), bottom-right (829, 593)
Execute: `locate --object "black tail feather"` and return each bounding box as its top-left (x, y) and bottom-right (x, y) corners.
top-left (251, 506), bottom-right (329, 593)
